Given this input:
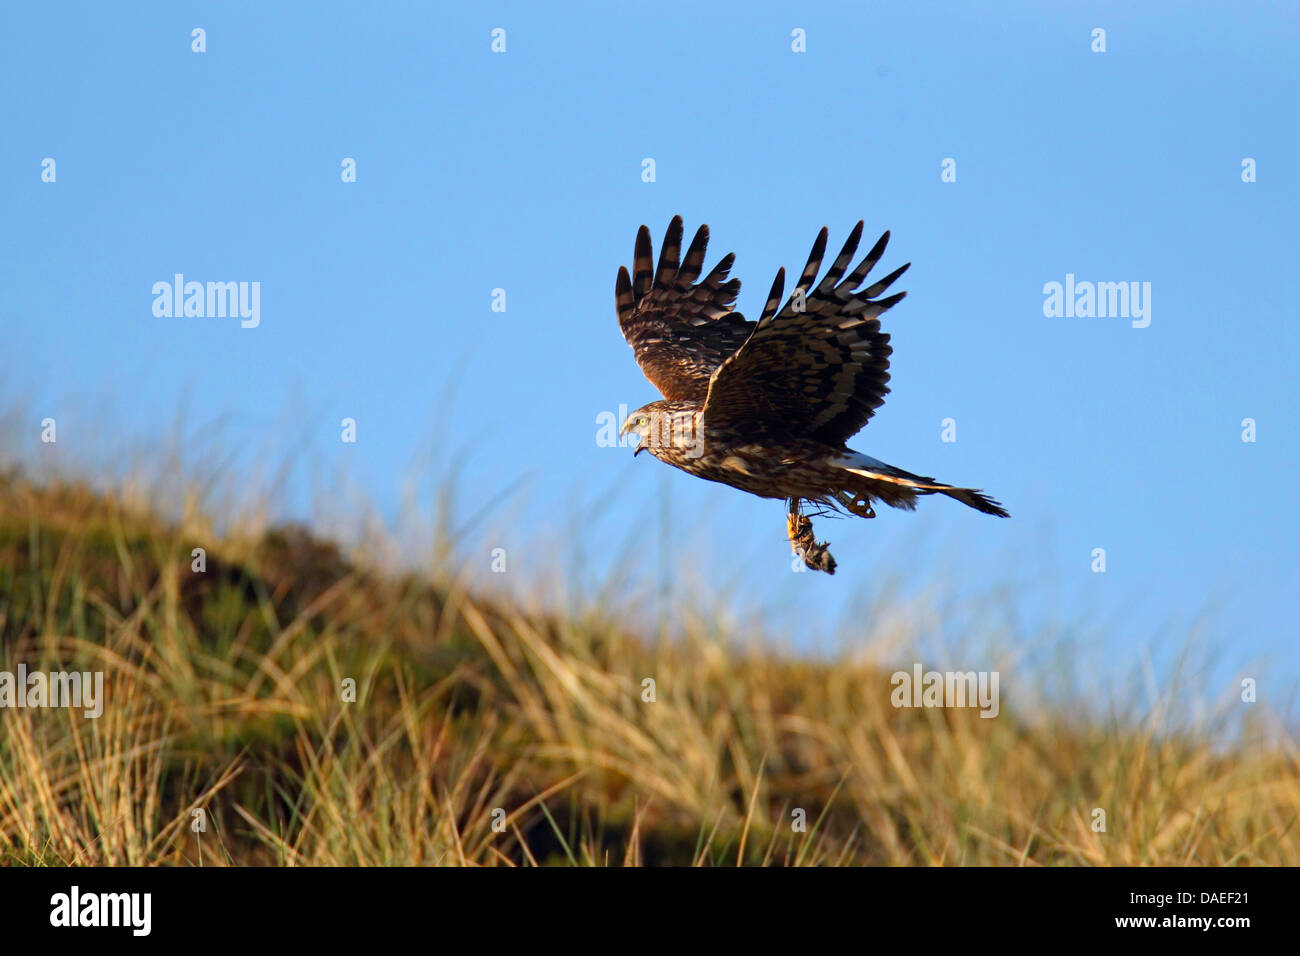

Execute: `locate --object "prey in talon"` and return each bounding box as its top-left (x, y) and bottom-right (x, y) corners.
top-left (787, 499), bottom-right (837, 575)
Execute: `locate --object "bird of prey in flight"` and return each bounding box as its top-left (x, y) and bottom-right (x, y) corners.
top-left (616, 216), bottom-right (1008, 574)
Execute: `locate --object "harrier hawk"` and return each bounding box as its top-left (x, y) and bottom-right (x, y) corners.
top-left (616, 217), bottom-right (1008, 574)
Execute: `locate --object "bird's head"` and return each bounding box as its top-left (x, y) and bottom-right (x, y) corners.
top-left (619, 403), bottom-right (659, 457)
top-left (620, 400), bottom-right (702, 459)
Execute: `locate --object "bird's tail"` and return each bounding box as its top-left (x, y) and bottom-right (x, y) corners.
top-left (930, 485), bottom-right (1010, 517)
top-left (831, 451), bottom-right (1010, 518)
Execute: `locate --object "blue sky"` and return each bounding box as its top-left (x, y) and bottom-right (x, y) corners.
top-left (3, 2), bottom-right (1297, 704)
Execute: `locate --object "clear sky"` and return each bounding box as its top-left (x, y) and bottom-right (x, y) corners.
top-left (3, 2), bottom-right (1297, 704)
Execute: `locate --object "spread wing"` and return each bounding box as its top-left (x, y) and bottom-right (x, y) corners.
top-left (701, 222), bottom-right (909, 445)
top-left (616, 216), bottom-right (756, 401)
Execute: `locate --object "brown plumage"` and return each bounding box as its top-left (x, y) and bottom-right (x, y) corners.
top-left (616, 216), bottom-right (1008, 573)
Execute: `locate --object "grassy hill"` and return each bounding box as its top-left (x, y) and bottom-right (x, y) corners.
top-left (0, 469), bottom-right (1295, 865)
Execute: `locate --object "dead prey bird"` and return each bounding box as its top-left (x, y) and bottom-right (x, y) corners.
top-left (616, 217), bottom-right (1009, 574)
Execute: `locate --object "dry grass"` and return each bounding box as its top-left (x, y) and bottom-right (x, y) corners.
top-left (0, 468), bottom-right (1296, 866)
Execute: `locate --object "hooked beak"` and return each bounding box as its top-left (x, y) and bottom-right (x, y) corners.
top-left (620, 415), bottom-right (645, 456)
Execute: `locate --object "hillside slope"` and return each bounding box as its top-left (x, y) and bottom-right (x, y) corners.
top-left (0, 471), bottom-right (1295, 865)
